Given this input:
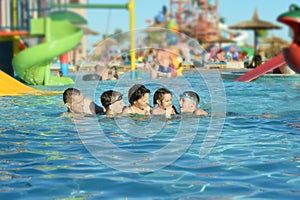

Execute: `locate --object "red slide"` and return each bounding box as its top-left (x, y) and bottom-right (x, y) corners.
top-left (235, 53), bottom-right (286, 82)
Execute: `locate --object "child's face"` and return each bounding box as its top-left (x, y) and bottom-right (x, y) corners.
top-left (180, 97), bottom-right (196, 113)
top-left (110, 95), bottom-right (124, 114)
top-left (134, 93), bottom-right (150, 110)
top-left (158, 93), bottom-right (173, 110)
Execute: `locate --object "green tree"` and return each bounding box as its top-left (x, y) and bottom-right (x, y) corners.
top-left (219, 17), bottom-right (225, 24)
top-left (111, 28), bottom-right (128, 44)
top-left (257, 29), bottom-right (268, 39)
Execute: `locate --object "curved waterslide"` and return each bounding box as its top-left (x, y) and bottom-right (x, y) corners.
top-left (13, 18), bottom-right (83, 85)
top-left (0, 70), bottom-right (61, 96)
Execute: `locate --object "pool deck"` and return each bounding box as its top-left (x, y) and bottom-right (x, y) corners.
top-left (220, 70), bottom-right (300, 81)
top-left (50, 63), bottom-right (300, 81)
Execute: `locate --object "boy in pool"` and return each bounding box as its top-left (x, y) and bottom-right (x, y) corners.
top-left (100, 90), bottom-right (124, 117)
top-left (179, 91), bottom-right (208, 115)
top-left (152, 88), bottom-right (179, 118)
top-left (122, 84), bottom-right (152, 115)
top-left (63, 88), bottom-right (104, 115)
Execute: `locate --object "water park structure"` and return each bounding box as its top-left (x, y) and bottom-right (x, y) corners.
top-left (0, 0), bottom-right (84, 86)
top-left (0, 0), bottom-right (136, 96)
top-left (159, 1), bottom-right (300, 82)
top-left (235, 4), bottom-right (300, 82)
top-left (1, 0), bottom-right (300, 96)
top-left (166, 0), bottom-right (248, 45)
top-left (169, 0), bottom-right (219, 41)
top-left (151, 0), bottom-right (249, 70)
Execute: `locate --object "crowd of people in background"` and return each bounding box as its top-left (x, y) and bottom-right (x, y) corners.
top-left (75, 34), bottom-right (281, 84)
top-left (86, 44), bottom-right (268, 82)
top-left (82, 44), bottom-right (190, 81)
top-left (206, 47), bottom-right (252, 64)
top-left (204, 45), bottom-right (270, 69)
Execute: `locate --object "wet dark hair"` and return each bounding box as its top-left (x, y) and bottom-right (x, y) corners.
top-left (128, 84), bottom-right (150, 105)
top-left (63, 88), bottom-right (81, 104)
top-left (153, 88), bottom-right (172, 105)
top-left (100, 90), bottom-right (123, 108)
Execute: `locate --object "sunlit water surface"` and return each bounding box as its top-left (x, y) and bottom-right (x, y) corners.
top-left (1, 71), bottom-right (300, 199)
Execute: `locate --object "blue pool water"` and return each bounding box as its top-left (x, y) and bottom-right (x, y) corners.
top-left (1, 70), bottom-right (300, 199)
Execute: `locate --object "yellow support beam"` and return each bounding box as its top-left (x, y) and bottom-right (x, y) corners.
top-left (12, 0), bottom-right (17, 28)
top-left (128, 0), bottom-right (136, 79)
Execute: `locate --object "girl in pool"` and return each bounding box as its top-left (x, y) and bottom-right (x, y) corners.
top-left (122, 84), bottom-right (152, 115)
top-left (152, 88), bottom-right (179, 118)
top-left (100, 90), bottom-right (124, 117)
top-left (179, 91), bottom-right (208, 115)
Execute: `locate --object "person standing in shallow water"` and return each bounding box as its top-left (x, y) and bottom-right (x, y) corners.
top-left (151, 48), bottom-right (172, 79)
top-left (63, 88), bottom-right (104, 115)
top-left (121, 84), bottom-right (152, 115)
top-left (100, 90), bottom-right (124, 117)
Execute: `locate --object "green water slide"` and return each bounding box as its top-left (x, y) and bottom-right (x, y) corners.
top-left (12, 18), bottom-right (83, 85)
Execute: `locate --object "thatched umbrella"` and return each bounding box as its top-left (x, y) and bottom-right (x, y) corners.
top-left (241, 41), bottom-right (254, 49)
top-left (260, 34), bottom-right (290, 56)
top-left (80, 26), bottom-right (100, 35)
top-left (261, 34), bottom-right (289, 45)
top-left (143, 23), bottom-right (166, 32)
top-left (92, 37), bottom-right (119, 60)
top-left (202, 35), bottom-right (236, 48)
top-left (229, 9), bottom-right (282, 58)
top-left (260, 34), bottom-right (290, 49)
top-left (93, 37), bottom-right (118, 48)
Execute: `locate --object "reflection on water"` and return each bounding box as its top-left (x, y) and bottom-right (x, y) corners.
top-left (1, 72), bottom-right (300, 199)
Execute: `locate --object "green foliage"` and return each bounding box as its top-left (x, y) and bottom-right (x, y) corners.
top-left (112, 28), bottom-right (127, 43)
top-left (257, 30), bottom-right (268, 39)
top-left (219, 17), bottom-right (226, 24)
top-left (191, 0), bottom-right (197, 7)
top-left (144, 32), bottom-right (164, 45)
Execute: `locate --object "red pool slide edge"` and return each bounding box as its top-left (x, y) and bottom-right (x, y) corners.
top-left (235, 53), bottom-right (286, 82)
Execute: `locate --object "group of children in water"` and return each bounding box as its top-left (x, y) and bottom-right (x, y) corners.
top-left (62, 84), bottom-right (208, 118)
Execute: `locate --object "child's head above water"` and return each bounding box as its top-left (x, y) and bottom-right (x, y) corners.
top-left (101, 90), bottom-right (124, 116)
top-left (180, 91), bottom-right (200, 113)
top-left (128, 84), bottom-right (150, 105)
top-left (180, 91), bottom-right (200, 105)
top-left (153, 88), bottom-right (173, 107)
top-left (101, 90), bottom-right (123, 109)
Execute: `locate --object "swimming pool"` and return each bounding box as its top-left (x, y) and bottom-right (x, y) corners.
top-left (1, 70), bottom-right (300, 199)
